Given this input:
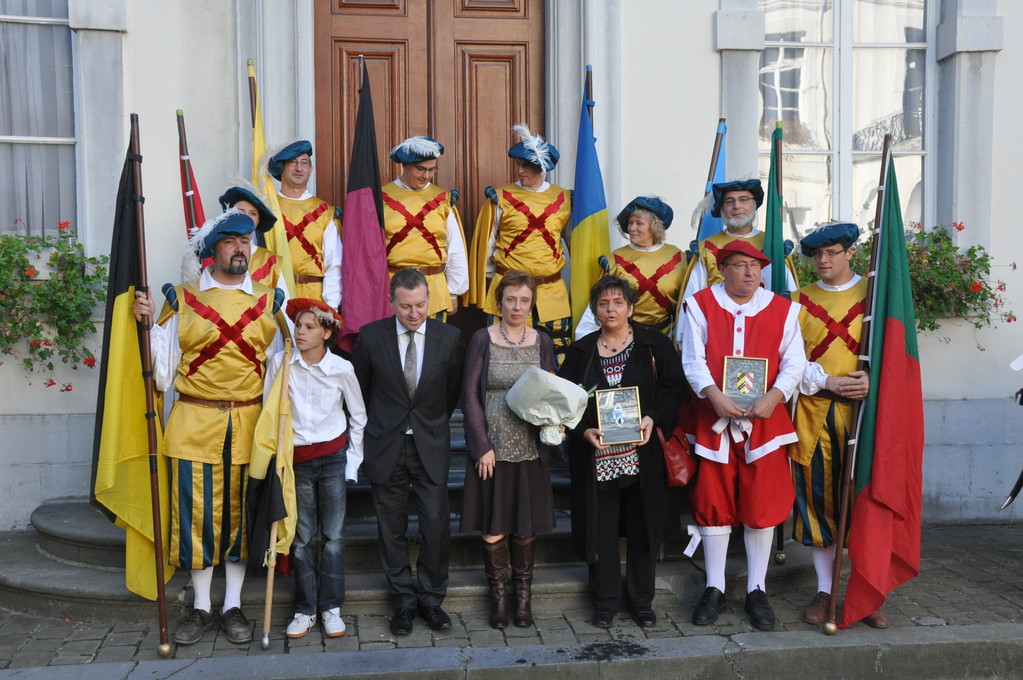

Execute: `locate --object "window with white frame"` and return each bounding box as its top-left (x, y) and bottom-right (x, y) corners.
top-left (758, 0), bottom-right (927, 243)
top-left (0, 0), bottom-right (76, 236)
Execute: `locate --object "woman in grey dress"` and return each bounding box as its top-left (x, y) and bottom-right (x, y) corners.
top-left (460, 269), bottom-right (556, 630)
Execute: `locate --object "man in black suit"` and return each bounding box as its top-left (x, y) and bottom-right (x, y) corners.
top-left (353, 268), bottom-right (465, 635)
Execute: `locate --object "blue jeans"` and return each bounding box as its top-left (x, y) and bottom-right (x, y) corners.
top-left (292, 448), bottom-right (347, 614)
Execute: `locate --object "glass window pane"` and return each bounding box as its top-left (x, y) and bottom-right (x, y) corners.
top-left (852, 48), bottom-right (924, 152)
top-left (0, 143), bottom-right (76, 236)
top-left (760, 0), bottom-right (833, 43)
top-left (759, 46), bottom-right (832, 151)
top-left (757, 153), bottom-right (833, 245)
top-left (851, 154), bottom-right (922, 230)
top-left (854, 0), bottom-right (925, 44)
top-left (0, 22), bottom-right (75, 137)
top-left (0, 0), bottom-right (68, 19)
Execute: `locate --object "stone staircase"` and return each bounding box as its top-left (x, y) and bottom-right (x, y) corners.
top-left (0, 417), bottom-right (814, 623)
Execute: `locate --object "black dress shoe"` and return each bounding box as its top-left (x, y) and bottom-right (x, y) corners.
top-left (592, 609), bottom-right (615, 627)
top-left (390, 607), bottom-right (414, 635)
top-left (417, 605), bottom-right (451, 631)
top-left (693, 587), bottom-right (726, 625)
top-left (744, 589), bottom-right (776, 630)
top-left (629, 608), bottom-right (657, 627)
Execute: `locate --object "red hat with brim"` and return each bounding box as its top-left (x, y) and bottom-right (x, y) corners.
top-left (715, 240), bottom-right (772, 268)
top-left (286, 297), bottom-right (344, 332)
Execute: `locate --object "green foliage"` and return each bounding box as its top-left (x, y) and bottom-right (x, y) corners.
top-left (0, 223), bottom-right (109, 374)
top-left (792, 222), bottom-right (1014, 334)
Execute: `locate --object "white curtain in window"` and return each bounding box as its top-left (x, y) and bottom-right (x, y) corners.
top-left (0, 1), bottom-right (75, 236)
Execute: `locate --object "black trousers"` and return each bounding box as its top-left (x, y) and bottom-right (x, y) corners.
top-left (371, 435), bottom-right (451, 608)
top-left (588, 479), bottom-right (656, 612)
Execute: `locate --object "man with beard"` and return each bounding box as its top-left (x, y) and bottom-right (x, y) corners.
top-left (133, 211), bottom-right (282, 646)
top-left (677, 181), bottom-right (797, 336)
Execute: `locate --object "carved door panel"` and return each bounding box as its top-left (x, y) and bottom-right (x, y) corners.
top-left (313, 0), bottom-right (545, 236)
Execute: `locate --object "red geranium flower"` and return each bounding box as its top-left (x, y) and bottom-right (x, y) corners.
top-left (970, 281), bottom-right (984, 292)
top-left (83, 357), bottom-right (96, 368)
top-left (58, 221), bottom-right (71, 231)
top-left (59, 383), bottom-right (73, 392)
top-left (43, 378), bottom-right (56, 387)
top-left (952, 221), bottom-right (965, 232)
top-left (29, 340), bottom-right (42, 347)
top-left (24, 267), bottom-right (37, 278)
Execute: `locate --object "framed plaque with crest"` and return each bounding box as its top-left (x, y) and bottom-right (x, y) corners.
top-left (723, 356), bottom-right (769, 408)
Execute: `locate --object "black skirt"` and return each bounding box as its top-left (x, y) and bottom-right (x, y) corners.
top-left (459, 458), bottom-right (556, 536)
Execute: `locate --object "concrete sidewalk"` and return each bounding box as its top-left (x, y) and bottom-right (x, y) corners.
top-left (0, 523), bottom-right (1021, 679)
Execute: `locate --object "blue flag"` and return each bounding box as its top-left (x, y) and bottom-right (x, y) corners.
top-left (696, 119), bottom-right (727, 241)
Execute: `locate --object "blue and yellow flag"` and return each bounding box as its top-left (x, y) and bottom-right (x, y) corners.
top-left (569, 66), bottom-right (610, 325)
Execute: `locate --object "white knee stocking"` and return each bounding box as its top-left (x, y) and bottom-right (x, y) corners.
top-left (813, 545), bottom-right (837, 594)
top-left (191, 566), bottom-right (214, 613)
top-left (744, 526), bottom-right (774, 594)
top-left (222, 560), bottom-right (247, 612)
top-left (698, 526), bottom-right (731, 592)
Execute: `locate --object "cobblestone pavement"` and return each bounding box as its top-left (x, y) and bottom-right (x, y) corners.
top-left (1, 524), bottom-right (1021, 669)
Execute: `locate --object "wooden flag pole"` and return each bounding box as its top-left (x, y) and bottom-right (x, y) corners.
top-left (823, 134), bottom-right (893, 635)
top-left (130, 113), bottom-right (172, 657)
top-left (176, 110), bottom-right (202, 238)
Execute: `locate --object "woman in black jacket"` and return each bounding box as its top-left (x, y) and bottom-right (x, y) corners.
top-left (559, 275), bottom-right (685, 628)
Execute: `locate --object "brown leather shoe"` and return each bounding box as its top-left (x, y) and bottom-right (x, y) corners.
top-left (864, 608), bottom-right (889, 629)
top-left (219, 607), bottom-right (253, 644)
top-left (174, 608), bottom-right (214, 645)
top-left (802, 591), bottom-right (831, 625)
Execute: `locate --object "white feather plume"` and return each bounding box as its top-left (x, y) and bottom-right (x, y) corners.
top-left (690, 194), bottom-right (715, 232)
top-left (512, 123), bottom-right (552, 172)
top-left (390, 136), bottom-right (442, 160)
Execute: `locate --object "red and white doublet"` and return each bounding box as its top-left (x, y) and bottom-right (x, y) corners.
top-left (680, 284), bottom-right (805, 528)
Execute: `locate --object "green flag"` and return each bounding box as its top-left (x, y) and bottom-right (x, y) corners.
top-left (764, 122), bottom-right (787, 294)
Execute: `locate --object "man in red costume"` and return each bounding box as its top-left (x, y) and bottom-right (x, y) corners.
top-left (680, 240), bottom-right (805, 631)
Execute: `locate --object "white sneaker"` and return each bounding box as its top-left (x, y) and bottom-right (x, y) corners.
top-left (321, 608), bottom-right (346, 638)
top-left (286, 612), bottom-right (316, 639)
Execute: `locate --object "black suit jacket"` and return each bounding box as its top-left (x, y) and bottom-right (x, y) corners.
top-left (353, 316), bottom-right (465, 485)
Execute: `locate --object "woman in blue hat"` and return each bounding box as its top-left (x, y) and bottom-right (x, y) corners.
top-left (467, 124), bottom-right (573, 364)
top-left (575, 196), bottom-right (684, 339)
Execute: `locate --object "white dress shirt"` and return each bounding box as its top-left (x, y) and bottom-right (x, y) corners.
top-left (264, 347), bottom-right (367, 482)
top-left (396, 318), bottom-right (426, 385)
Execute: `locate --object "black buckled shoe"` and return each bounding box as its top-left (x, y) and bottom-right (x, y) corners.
top-left (744, 589), bottom-right (776, 631)
top-left (417, 605), bottom-right (451, 631)
top-left (390, 607), bottom-right (414, 635)
top-left (693, 587), bottom-right (726, 626)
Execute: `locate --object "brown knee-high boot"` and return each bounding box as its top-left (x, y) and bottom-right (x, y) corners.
top-left (511, 534), bottom-right (536, 627)
top-left (482, 538), bottom-right (511, 629)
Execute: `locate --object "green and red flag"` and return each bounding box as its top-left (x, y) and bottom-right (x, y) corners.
top-left (763, 121), bottom-right (788, 295)
top-left (839, 157), bottom-right (924, 628)
top-left (91, 142), bottom-right (173, 600)
top-left (339, 59), bottom-right (390, 346)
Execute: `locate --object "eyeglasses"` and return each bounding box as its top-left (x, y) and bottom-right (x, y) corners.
top-left (722, 196), bottom-right (754, 207)
top-left (722, 261), bottom-right (761, 271)
top-left (286, 159), bottom-right (312, 169)
top-left (812, 247), bottom-right (848, 259)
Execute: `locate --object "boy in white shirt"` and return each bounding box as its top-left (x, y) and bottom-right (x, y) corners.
top-left (264, 298), bottom-right (367, 639)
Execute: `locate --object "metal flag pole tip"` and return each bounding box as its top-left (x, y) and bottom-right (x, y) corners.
top-left (247, 58), bottom-right (253, 66)
top-left (157, 643), bottom-right (173, 658)
top-left (176, 108), bottom-right (183, 116)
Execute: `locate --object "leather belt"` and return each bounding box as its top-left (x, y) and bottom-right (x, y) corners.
top-left (495, 265), bottom-right (562, 286)
top-left (815, 389), bottom-right (852, 405)
top-left (389, 264), bottom-right (446, 275)
top-left (294, 274), bottom-right (324, 284)
top-left (178, 394), bottom-right (263, 410)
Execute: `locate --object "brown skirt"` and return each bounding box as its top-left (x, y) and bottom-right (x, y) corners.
top-left (459, 459), bottom-right (556, 536)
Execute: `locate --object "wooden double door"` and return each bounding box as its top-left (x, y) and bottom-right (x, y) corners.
top-left (313, 0), bottom-right (546, 234)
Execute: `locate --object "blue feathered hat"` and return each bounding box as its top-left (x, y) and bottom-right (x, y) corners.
top-left (800, 222), bottom-right (860, 257)
top-left (508, 124), bottom-right (559, 171)
top-left (389, 136), bottom-right (444, 164)
top-left (268, 140), bottom-right (313, 181)
top-left (616, 196), bottom-right (674, 234)
top-left (218, 186), bottom-right (277, 233)
top-left (191, 211), bottom-right (256, 260)
top-left (710, 179), bottom-right (764, 217)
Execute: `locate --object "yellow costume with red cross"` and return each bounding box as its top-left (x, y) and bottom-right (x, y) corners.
top-left (791, 276), bottom-right (867, 548)
top-left (248, 245), bottom-right (281, 290)
top-left (468, 182), bottom-right (572, 323)
top-left (382, 180), bottom-right (467, 317)
top-left (610, 244), bottom-right (684, 331)
top-left (278, 194), bottom-right (341, 304)
top-left (154, 274), bottom-right (280, 570)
